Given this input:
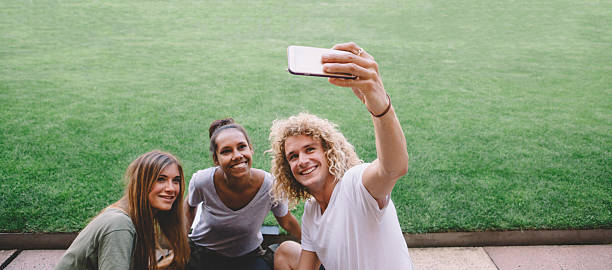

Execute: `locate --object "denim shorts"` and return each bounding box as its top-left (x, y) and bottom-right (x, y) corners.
top-left (186, 240), bottom-right (271, 270)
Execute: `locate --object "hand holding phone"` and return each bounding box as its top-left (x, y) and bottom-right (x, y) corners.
top-left (287, 45), bottom-right (357, 79)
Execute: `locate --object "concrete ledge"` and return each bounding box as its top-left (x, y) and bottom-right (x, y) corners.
top-left (1, 229), bottom-right (611, 249)
top-left (404, 229), bottom-right (612, 247)
top-left (0, 233), bottom-right (75, 250)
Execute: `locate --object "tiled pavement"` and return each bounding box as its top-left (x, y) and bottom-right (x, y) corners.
top-left (2, 245), bottom-right (611, 269)
top-left (411, 245), bottom-right (612, 269)
top-left (1, 250), bottom-right (65, 270)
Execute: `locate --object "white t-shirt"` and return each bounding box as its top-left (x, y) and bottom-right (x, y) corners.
top-left (301, 163), bottom-right (413, 270)
top-left (187, 167), bottom-right (288, 257)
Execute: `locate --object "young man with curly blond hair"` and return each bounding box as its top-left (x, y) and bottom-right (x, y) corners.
top-left (269, 42), bottom-right (413, 270)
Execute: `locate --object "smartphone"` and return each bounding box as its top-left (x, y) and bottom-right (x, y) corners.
top-left (287, 45), bottom-right (357, 79)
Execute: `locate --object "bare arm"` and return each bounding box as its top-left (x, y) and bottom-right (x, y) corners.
top-left (363, 107), bottom-right (408, 207)
top-left (183, 197), bottom-right (196, 234)
top-left (323, 42), bottom-right (409, 206)
top-left (296, 250), bottom-right (321, 270)
top-left (275, 212), bottom-right (301, 240)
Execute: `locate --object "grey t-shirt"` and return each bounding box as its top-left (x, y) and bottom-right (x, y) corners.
top-left (187, 167), bottom-right (288, 257)
top-left (55, 208), bottom-right (136, 270)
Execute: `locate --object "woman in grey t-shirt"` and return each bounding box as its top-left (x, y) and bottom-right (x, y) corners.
top-left (184, 118), bottom-right (301, 270)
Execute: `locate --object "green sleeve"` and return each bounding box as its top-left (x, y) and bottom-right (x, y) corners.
top-left (97, 229), bottom-right (135, 270)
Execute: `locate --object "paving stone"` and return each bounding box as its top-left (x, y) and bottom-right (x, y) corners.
top-left (0, 250), bottom-right (18, 266)
top-left (410, 247), bottom-right (498, 270)
top-left (485, 245), bottom-right (612, 270)
top-left (4, 250), bottom-right (65, 270)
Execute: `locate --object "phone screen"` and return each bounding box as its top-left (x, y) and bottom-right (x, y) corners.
top-left (287, 46), bottom-right (357, 79)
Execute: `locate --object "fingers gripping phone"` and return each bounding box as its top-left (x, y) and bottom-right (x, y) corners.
top-left (287, 45), bottom-right (357, 79)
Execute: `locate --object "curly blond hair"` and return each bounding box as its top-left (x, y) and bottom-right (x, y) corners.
top-left (268, 113), bottom-right (362, 206)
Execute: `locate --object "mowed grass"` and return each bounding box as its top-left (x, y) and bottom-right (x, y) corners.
top-left (1, 0), bottom-right (610, 233)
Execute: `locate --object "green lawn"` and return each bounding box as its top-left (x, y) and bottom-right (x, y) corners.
top-left (1, 0), bottom-right (610, 233)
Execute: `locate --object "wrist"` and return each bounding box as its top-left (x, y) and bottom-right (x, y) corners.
top-left (368, 93), bottom-right (391, 118)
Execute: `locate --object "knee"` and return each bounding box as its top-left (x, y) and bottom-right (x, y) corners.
top-left (274, 241), bottom-right (301, 270)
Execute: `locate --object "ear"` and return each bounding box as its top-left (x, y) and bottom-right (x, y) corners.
top-left (213, 154), bottom-right (219, 166)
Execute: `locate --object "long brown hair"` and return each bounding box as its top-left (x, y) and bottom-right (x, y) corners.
top-left (123, 150), bottom-right (190, 269)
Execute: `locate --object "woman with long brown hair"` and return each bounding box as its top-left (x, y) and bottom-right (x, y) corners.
top-left (56, 150), bottom-right (190, 270)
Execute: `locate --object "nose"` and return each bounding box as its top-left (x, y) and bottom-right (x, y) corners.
top-left (164, 179), bottom-right (177, 192)
top-left (297, 153), bottom-right (309, 167)
top-left (232, 149), bottom-right (244, 160)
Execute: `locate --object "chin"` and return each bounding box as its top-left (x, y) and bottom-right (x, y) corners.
top-left (232, 169), bottom-right (251, 177)
top-left (153, 204), bottom-right (173, 212)
top-left (296, 178), bottom-right (315, 189)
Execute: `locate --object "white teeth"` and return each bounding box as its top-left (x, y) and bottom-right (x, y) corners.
top-left (232, 162), bottom-right (247, 168)
top-left (302, 167), bottom-right (316, 175)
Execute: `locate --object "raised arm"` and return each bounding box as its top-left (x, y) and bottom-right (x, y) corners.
top-left (322, 42), bottom-right (409, 206)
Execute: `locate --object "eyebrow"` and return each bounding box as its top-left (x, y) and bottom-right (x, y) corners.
top-left (158, 174), bottom-right (180, 178)
top-left (302, 143), bottom-right (315, 149)
top-left (286, 143), bottom-right (315, 156)
top-left (220, 142), bottom-right (246, 149)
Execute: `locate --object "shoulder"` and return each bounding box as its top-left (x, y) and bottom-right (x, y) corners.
top-left (193, 167), bottom-right (216, 179)
top-left (262, 169), bottom-right (274, 180)
top-left (341, 163), bottom-right (370, 185)
top-left (257, 169), bottom-right (274, 186)
top-left (243, 168), bottom-right (274, 193)
top-left (300, 199), bottom-right (320, 228)
top-left (190, 167), bottom-right (217, 185)
top-left (96, 208), bottom-right (135, 233)
top-left (302, 198), bottom-right (318, 217)
top-left (76, 208), bottom-right (135, 242)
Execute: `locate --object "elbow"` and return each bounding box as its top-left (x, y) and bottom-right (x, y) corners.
top-left (397, 164), bottom-right (409, 178)
top-left (277, 218), bottom-right (291, 231)
top-left (397, 154), bottom-right (409, 176)
top-left (278, 220), bottom-right (288, 230)
top-left (390, 166), bottom-right (409, 180)
top-left (399, 157), bottom-right (409, 176)
top-left (384, 157), bottom-right (409, 180)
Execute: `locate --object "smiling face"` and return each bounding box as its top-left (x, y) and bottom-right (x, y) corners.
top-left (284, 135), bottom-right (334, 192)
top-left (148, 163), bottom-right (181, 212)
top-left (214, 128), bottom-right (254, 179)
